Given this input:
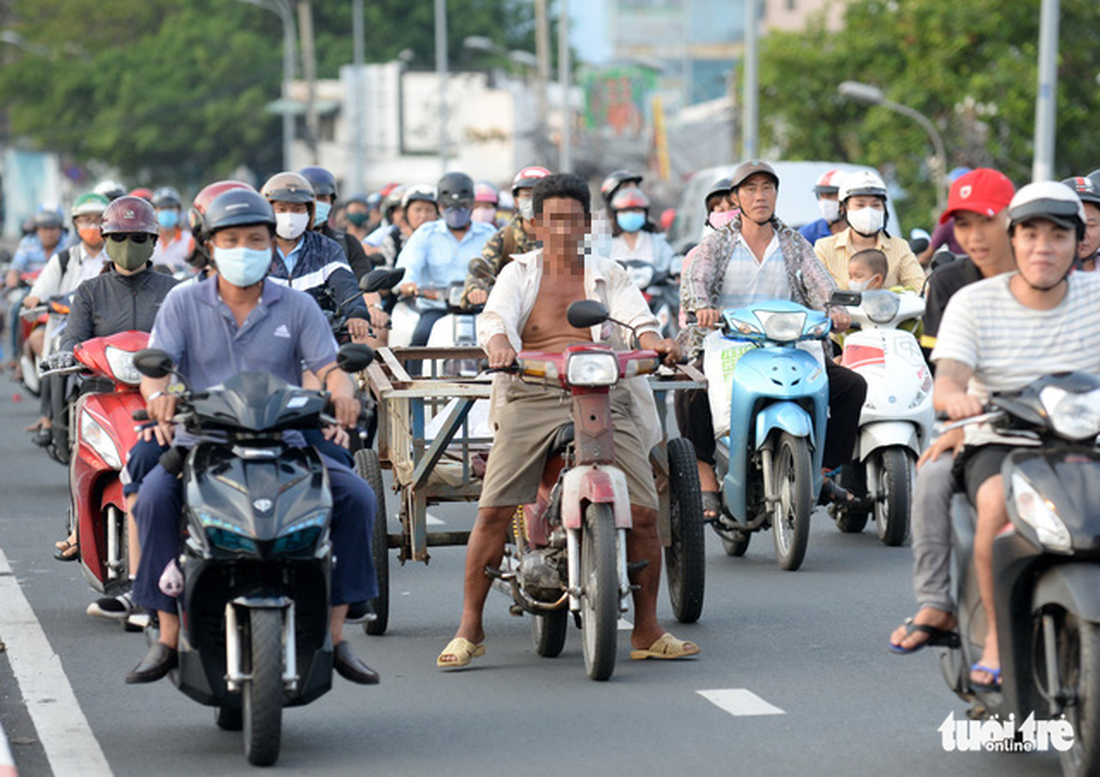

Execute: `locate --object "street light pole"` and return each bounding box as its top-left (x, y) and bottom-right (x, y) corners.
top-left (352, 0), bottom-right (365, 195)
top-left (558, 0), bottom-right (571, 172)
top-left (238, 0), bottom-right (297, 170)
top-left (435, 0), bottom-right (449, 174)
top-left (839, 80), bottom-right (947, 213)
top-left (742, 0), bottom-right (758, 159)
top-left (1033, 0), bottom-right (1059, 182)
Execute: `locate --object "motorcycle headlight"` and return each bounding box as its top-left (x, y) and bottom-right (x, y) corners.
top-left (756, 310), bottom-right (806, 343)
top-left (862, 291), bottom-right (901, 325)
top-left (1042, 386), bottom-right (1100, 441)
top-left (626, 264), bottom-right (654, 289)
top-left (80, 411), bottom-right (121, 469)
top-left (273, 511), bottom-right (328, 555)
top-left (196, 511), bottom-right (258, 555)
top-left (567, 352), bottom-right (618, 386)
top-left (1012, 473), bottom-right (1072, 552)
top-left (104, 346), bottom-right (142, 386)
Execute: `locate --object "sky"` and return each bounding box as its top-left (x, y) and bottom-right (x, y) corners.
top-left (570, 0), bottom-right (612, 64)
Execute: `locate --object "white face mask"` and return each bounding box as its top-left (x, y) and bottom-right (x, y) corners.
top-left (818, 198), bottom-right (840, 223)
top-left (848, 278), bottom-right (871, 292)
top-left (275, 211), bottom-right (310, 240)
top-left (846, 206), bottom-right (884, 235)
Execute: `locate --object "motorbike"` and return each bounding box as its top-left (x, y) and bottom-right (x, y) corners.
top-left (23, 295), bottom-right (74, 461)
top-left (937, 373), bottom-right (1100, 777)
top-left (389, 281), bottom-right (480, 376)
top-left (704, 294), bottom-right (850, 570)
top-left (618, 258), bottom-right (680, 339)
top-left (487, 300), bottom-right (664, 681)
top-left (131, 342), bottom-right (375, 767)
top-left (831, 289), bottom-right (934, 545)
top-left (44, 331), bottom-right (149, 594)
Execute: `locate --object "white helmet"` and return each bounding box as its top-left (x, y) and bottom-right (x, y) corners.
top-left (1008, 181), bottom-right (1086, 237)
top-left (838, 170), bottom-right (888, 203)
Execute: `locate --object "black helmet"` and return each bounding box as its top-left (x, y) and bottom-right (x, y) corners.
top-left (600, 169), bottom-right (644, 206)
top-left (298, 166), bottom-right (338, 199)
top-left (33, 208), bottom-right (64, 229)
top-left (204, 189), bottom-right (277, 234)
top-left (1062, 176), bottom-right (1100, 208)
top-left (704, 177), bottom-right (733, 209)
top-left (437, 172), bottom-right (475, 208)
top-left (152, 186), bottom-right (181, 209)
top-left (383, 185), bottom-right (408, 221)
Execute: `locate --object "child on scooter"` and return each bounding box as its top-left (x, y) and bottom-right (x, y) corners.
top-left (847, 249), bottom-right (887, 292)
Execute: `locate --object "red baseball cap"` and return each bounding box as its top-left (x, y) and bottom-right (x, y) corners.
top-left (939, 168), bottom-right (1015, 224)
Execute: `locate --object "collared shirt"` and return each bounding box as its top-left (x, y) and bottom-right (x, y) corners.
top-left (477, 247), bottom-right (663, 453)
top-left (276, 237), bottom-right (305, 276)
top-left (150, 227), bottom-right (195, 271)
top-left (814, 228), bottom-right (926, 292)
top-left (149, 275), bottom-right (337, 393)
top-left (609, 230), bottom-right (675, 274)
top-left (29, 243), bottom-right (107, 301)
top-left (364, 221), bottom-right (390, 248)
top-left (396, 218), bottom-right (496, 291)
top-left (11, 232), bottom-right (67, 273)
top-left (718, 231), bottom-right (788, 311)
top-left (798, 218), bottom-right (835, 248)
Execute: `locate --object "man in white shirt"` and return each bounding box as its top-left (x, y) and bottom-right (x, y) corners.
top-left (436, 174), bottom-right (700, 669)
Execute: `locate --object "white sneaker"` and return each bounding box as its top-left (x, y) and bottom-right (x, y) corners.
top-left (86, 591), bottom-right (134, 620)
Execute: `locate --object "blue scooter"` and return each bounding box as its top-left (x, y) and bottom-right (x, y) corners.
top-left (705, 297), bottom-right (843, 570)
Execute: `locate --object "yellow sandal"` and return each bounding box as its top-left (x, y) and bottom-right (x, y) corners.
top-left (436, 637), bottom-right (486, 669)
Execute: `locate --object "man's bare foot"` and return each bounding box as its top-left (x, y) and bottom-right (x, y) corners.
top-left (889, 607), bottom-right (956, 652)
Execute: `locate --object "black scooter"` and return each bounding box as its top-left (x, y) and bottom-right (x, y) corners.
top-left (939, 372), bottom-right (1100, 775)
top-left (132, 342), bottom-right (374, 767)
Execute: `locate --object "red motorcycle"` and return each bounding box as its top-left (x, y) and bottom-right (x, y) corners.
top-left (53, 331), bottom-right (149, 594)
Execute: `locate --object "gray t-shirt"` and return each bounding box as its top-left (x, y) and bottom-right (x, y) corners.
top-left (932, 271), bottom-right (1100, 445)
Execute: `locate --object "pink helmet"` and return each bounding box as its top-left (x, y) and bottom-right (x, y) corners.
top-left (101, 196), bottom-right (159, 236)
top-left (474, 181), bottom-right (500, 205)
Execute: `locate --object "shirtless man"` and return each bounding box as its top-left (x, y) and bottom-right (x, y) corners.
top-left (436, 173), bottom-right (700, 669)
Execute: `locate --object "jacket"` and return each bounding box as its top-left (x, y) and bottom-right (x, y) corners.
top-left (61, 267), bottom-right (179, 352)
top-left (267, 230), bottom-right (369, 320)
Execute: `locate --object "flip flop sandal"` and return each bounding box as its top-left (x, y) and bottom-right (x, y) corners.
top-left (888, 618), bottom-right (960, 654)
top-left (701, 491), bottom-right (721, 521)
top-left (53, 538), bottom-right (79, 562)
top-left (970, 663), bottom-right (1003, 692)
top-left (436, 637), bottom-right (486, 669)
top-left (817, 478), bottom-right (856, 506)
top-left (630, 633), bottom-right (701, 660)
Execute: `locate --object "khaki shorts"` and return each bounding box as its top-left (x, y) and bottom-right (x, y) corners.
top-left (478, 379), bottom-right (659, 510)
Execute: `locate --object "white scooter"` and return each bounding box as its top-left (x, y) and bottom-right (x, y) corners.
top-left (390, 282), bottom-right (480, 377)
top-left (831, 289), bottom-right (934, 546)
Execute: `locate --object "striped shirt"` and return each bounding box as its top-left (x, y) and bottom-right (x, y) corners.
top-left (815, 228), bottom-right (926, 292)
top-left (718, 231), bottom-right (789, 311)
top-left (932, 271), bottom-right (1100, 445)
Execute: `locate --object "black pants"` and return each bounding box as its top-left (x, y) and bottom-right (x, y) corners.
top-left (673, 358), bottom-right (867, 471)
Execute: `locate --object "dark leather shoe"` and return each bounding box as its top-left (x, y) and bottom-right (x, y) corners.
top-left (333, 640), bottom-right (380, 685)
top-left (125, 642), bottom-right (178, 684)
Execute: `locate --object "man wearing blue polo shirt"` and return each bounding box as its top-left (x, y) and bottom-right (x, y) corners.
top-left (125, 188), bottom-right (380, 687)
top-left (396, 171), bottom-right (495, 345)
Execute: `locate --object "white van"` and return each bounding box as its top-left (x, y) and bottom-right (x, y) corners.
top-left (667, 161), bottom-right (902, 255)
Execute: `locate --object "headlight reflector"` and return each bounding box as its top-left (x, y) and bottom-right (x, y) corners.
top-left (1012, 473), bottom-right (1072, 552)
top-left (80, 411), bottom-right (122, 469)
top-left (105, 346), bottom-right (142, 385)
top-left (567, 352), bottom-right (618, 386)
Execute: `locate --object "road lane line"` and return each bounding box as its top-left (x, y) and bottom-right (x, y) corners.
top-left (0, 715), bottom-right (16, 777)
top-left (697, 689), bottom-right (786, 717)
top-left (0, 549), bottom-right (112, 777)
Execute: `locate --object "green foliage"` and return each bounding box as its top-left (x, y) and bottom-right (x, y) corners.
top-left (758, 0), bottom-right (1100, 226)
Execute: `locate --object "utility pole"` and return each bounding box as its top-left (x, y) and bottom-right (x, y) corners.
top-left (558, 0), bottom-right (571, 172)
top-left (297, 0), bottom-right (319, 164)
top-left (1032, 0), bottom-right (1059, 181)
top-left (352, 0), bottom-right (365, 194)
top-left (742, 0), bottom-right (758, 159)
top-left (535, 0), bottom-right (551, 165)
top-left (435, 0), bottom-right (449, 173)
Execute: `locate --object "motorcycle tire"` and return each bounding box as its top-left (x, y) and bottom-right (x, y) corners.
top-left (664, 437), bottom-right (705, 624)
top-left (532, 610), bottom-right (568, 658)
top-left (771, 432), bottom-right (812, 572)
top-left (718, 528), bottom-right (751, 557)
top-left (242, 608), bottom-right (283, 767)
top-left (1047, 610), bottom-right (1100, 777)
top-left (354, 449), bottom-right (390, 636)
top-left (833, 464), bottom-right (869, 534)
top-left (874, 448), bottom-right (912, 547)
top-left (581, 504), bottom-right (618, 682)
top-left (215, 704), bottom-right (243, 731)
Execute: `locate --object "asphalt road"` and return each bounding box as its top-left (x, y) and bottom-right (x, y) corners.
top-left (0, 383), bottom-right (1062, 776)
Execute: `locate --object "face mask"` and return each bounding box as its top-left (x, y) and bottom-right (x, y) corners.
top-left (471, 207), bottom-right (496, 224)
top-left (157, 209), bottom-right (179, 230)
top-left (215, 246), bottom-right (272, 287)
top-left (106, 236), bottom-right (155, 271)
top-left (275, 211), bottom-right (310, 240)
top-left (848, 279), bottom-right (871, 292)
top-left (846, 206), bottom-right (885, 235)
top-left (818, 199), bottom-right (840, 223)
top-left (517, 197), bottom-right (535, 221)
top-left (617, 211), bottom-right (646, 233)
top-left (313, 200), bottom-right (332, 228)
top-left (708, 210), bottom-right (738, 230)
top-left (443, 206), bottom-right (472, 229)
top-left (79, 226), bottom-right (102, 246)
top-left (346, 211), bottom-right (369, 227)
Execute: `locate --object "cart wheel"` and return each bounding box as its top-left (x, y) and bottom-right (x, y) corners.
top-left (664, 437), bottom-right (705, 623)
top-left (355, 449), bottom-right (389, 636)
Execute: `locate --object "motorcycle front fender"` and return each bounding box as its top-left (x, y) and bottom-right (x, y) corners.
top-left (754, 401), bottom-right (814, 450)
top-left (857, 421), bottom-right (920, 461)
top-left (1032, 563), bottom-right (1100, 623)
top-left (560, 465), bottom-right (632, 531)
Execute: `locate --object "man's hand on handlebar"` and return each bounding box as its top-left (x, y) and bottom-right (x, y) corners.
top-left (945, 393), bottom-right (984, 421)
top-left (346, 317), bottom-right (372, 341)
top-left (467, 288), bottom-right (488, 306)
top-left (146, 394), bottom-right (178, 446)
top-left (399, 282), bottom-right (418, 298)
top-left (828, 306), bottom-right (851, 332)
top-left (22, 295), bottom-right (40, 309)
top-left (695, 308), bottom-right (721, 329)
top-left (639, 332), bottom-right (683, 365)
top-left (486, 334), bottom-right (516, 370)
top-left (331, 395), bottom-right (360, 429)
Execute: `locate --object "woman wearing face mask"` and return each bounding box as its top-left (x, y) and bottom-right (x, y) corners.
top-left (813, 170), bottom-right (925, 292)
top-left (259, 171), bottom-right (372, 342)
top-left (608, 187), bottom-right (676, 275)
top-left (149, 187), bottom-right (195, 273)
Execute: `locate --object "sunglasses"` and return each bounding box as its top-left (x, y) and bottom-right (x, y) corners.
top-left (107, 233), bottom-right (152, 243)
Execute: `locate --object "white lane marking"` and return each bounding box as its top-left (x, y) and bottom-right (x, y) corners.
top-left (697, 689), bottom-right (786, 717)
top-left (0, 716), bottom-right (16, 777)
top-left (0, 549), bottom-right (112, 776)
top-left (426, 513), bottom-right (446, 526)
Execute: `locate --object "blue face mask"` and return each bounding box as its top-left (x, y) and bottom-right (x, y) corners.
top-left (157, 209), bottom-right (179, 230)
top-left (214, 246), bottom-right (272, 288)
top-left (616, 211), bottom-right (646, 233)
top-left (313, 200), bottom-right (332, 228)
top-left (442, 206), bottom-right (472, 229)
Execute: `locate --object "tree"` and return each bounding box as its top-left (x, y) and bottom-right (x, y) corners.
top-left (757, 0), bottom-right (1100, 226)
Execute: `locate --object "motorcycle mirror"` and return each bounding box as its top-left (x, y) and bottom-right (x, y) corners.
top-left (829, 290), bottom-right (862, 308)
top-left (360, 266), bottom-right (405, 293)
top-left (336, 342), bottom-right (375, 373)
top-left (567, 300), bottom-right (610, 329)
top-left (132, 349), bottom-right (174, 379)
top-left (908, 236), bottom-right (930, 255)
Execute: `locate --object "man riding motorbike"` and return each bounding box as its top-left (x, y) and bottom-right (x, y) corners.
top-left (436, 173), bottom-right (699, 669)
top-left (298, 165), bottom-right (376, 281)
top-left (798, 169), bottom-right (846, 247)
top-left (608, 187), bottom-right (675, 275)
top-left (1062, 173), bottom-right (1100, 271)
top-left (5, 207), bottom-right (66, 374)
top-left (149, 187), bottom-right (195, 272)
top-left (125, 188), bottom-right (380, 686)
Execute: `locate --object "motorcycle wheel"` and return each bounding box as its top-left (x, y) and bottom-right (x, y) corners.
top-left (580, 504), bottom-right (618, 681)
top-left (242, 608), bottom-right (283, 766)
top-left (215, 704), bottom-right (243, 731)
top-left (355, 449), bottom-right (390, 636)
top-left (718, 527), bottom-right (751, 557)
top-left (532, 610), bottom-right (568, 658)
top-left (874, 448), bottom-right (912, 547)
top-left (771, 432), bottom-right (812, 572)
top-left (833, 464), bottom-right (869, 533)
top-left (1043, 610), bottom-right (1100, 777)
top-left (664, 437), bottom-right (705, 623)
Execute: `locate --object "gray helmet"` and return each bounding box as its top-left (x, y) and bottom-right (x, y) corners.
top-left (152, 186), bottom-right (181, 209)
top-left (437, 172), bottom-right (475, 208)
top-left (33, 208), bottom-right (64, 229)
top-left (204, 189), bottom-right (277, 234)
